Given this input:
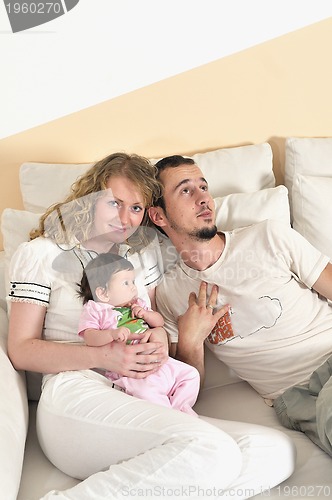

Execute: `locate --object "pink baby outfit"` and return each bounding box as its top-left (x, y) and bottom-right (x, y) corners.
top-left (78, 300), bottom-right (200, 416)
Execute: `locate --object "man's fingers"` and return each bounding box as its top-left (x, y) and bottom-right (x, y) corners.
top-left (197, 282), bottom-right (220, 308)
top-left (197, 281), bottom-right (208, 306)
top-left (188, 282), bottom-right (224, 314)
top-left (188, 291), bottom-right (198, 306)
top-left (215, 304), bottom-right (230, 320)
top-left (208, 284), bottom-right (219, 305)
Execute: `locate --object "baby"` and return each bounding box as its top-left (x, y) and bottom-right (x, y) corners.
top-left (78, 253), bottom-right (200, 415)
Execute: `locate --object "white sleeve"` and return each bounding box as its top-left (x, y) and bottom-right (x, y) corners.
top-left (8, 241), bottom-right (51, 307)
top-left (268, 220), bottom-right (330, 288)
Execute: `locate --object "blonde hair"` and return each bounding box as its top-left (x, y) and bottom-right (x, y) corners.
top-left (30, 153), bottom-right (161, 247)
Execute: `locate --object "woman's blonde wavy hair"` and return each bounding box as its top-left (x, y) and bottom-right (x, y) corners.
top-left (30, 153), bottom-right (161, 249)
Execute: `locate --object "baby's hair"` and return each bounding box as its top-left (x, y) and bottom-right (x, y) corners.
top-left (79, 253), bottom-right (134, 304)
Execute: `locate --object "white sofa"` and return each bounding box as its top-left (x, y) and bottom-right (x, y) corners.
top-left (1, 138), bottom-right (332, 499)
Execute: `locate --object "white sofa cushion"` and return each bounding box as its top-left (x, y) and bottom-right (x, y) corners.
top-left (285, 137), bottom-right (332, 260)
top-left (285, 137), bottom-right (332, 192)
top-left (1, 209), bottom-right (41, 265)
top-left (292, 175), bottom-right (332, 261)
top-left (156, 142), bottom-right (275, 198)
top-left (19, 163), bottom-right (92, 213)
top-left (0, 308), bottom-right (28, 500)
top-left (214, 185), bottom-right (290, 231)
top-left (20, 143), bottom-right (275, 213)
top-left (1, 210), bottom-right (41, 298)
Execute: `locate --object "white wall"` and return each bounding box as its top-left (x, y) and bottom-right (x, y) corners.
top-left (1, 0), bottom-right (332, 139)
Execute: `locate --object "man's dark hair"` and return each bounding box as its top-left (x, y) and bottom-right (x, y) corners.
top-left (154, 155), bottom-right (195, 210)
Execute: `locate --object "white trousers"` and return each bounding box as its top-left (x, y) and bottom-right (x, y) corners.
top-left (37, 370), bottom-right (295, 500)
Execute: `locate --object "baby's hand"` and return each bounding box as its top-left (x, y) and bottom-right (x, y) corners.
top-left (113, 327), bottom-right (130, 343)
top-left (131, 303), bottom-right (145, 319)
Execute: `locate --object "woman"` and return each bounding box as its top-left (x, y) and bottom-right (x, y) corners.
top-left (7, 153), bottom-right (294, 499)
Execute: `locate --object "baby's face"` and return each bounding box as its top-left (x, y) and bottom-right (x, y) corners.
top-left (106, 269), bottom-right (138, 307)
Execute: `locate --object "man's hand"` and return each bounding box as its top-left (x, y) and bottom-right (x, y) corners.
top-left (178, 282), bottom-right (229, 344)
top-left (176, 281), bottom-right (229, 383)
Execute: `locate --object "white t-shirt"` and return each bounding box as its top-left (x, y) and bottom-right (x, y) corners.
top-left (8, 234), bottom-right (163, 344)
top-left (156, 220), bottom-right (332, 399)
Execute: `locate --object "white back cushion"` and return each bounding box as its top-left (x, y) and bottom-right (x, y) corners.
top-left (156, 142), bottom-right (275, 198)
top-left (285, 137), bottom-right (332, 260)
top-left (20, 162), bottom-right (92, 213)
top-left (285, 137), bottom-right (332, 192)
top-left (20, 143), bottom-right (275, 213)
top-left (214, 185), bottom-right (290, 231)
top-left (0, 308), bottom-right (28, 499)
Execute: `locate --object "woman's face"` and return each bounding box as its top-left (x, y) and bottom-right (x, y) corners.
top-left (90, 176), bottom-right (146, 245)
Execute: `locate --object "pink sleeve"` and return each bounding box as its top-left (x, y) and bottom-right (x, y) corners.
top-left (78, 301), bottom-right (120, 336)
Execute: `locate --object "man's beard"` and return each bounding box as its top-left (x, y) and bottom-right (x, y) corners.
top-left (164, 204), bottom-right (218, 242)
top-left (189, 225), bottom-right (218, 241)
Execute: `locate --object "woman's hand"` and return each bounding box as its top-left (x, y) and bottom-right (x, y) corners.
top-left (8, 302), bottom-right (165, 379)
top-left (129, 326), bottom-right (169, 359)
top-left (143, 326), bottom-right (169, 353)
top-left (94, 335), bottom-right (167, 379)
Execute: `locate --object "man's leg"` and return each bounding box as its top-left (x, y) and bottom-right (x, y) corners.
top-left (274, 356), bottom-right (332, 457)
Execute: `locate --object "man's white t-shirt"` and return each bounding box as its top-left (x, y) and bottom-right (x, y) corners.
top-left (156, 220), bottom-right (332, 399)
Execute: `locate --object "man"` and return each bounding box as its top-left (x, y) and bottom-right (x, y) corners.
top-left (149, 154), bottom-right (332, 456)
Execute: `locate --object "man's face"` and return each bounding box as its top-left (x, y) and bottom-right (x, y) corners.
top-left (153, 163), bottom-right (217, 241)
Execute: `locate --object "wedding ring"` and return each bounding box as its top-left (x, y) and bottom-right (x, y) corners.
top-left (207, 305), bottom-right (214, 310)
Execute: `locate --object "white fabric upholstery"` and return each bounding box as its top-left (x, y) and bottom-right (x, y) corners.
top-left (214, 185), bottom-right (290, 230)
top-left (285, 137), bottom-right (332, 192)
top-left (1, 210), bottom-right (41, 298)
top-left (19, 163), bottom-right (92, 213)
top-left (154, 142), bottom-right (275, 198)
top-left (292, 175), bottom-right (332, 261)
top-left (20, 143), bottom-right (275, 214)
top-left (285, 137), bottom-right (332, 260)
top-left (0, 307), bottom-right (28, 500)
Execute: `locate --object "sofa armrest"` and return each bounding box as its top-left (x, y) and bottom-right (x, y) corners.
top-left (0, 308), bottom-right (28, 500)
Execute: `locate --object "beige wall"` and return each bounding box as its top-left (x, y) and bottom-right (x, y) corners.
top-left (0, 17), bottom-right (332, 249)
